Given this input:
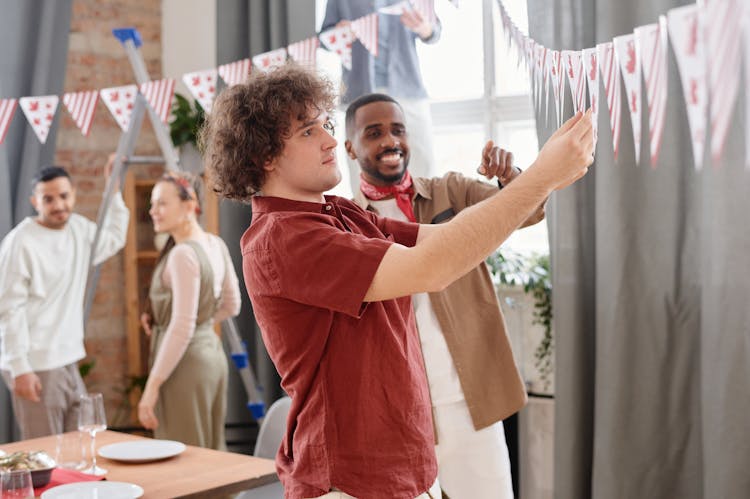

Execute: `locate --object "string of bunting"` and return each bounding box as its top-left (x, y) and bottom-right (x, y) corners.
top-left (0, 0), bottom-right (452, 146)
top-left (497, 0), bottom-right (750, 169)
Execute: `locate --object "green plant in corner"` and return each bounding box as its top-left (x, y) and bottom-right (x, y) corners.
top-left (487, 250), bottom-right (553, 391)
top-left (169, 93), bottom-right (205, 149)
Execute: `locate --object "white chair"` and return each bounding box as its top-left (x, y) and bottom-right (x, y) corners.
top-left (237, 396), bottom-right (291, 499)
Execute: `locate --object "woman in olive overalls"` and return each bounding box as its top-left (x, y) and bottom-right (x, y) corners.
top-left (137, 173), bottom-right (241, 449)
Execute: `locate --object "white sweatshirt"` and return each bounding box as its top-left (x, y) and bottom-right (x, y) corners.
top-left (0, 194), bottom-right (129, 378)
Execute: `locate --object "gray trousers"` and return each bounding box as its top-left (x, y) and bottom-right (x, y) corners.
top-left (2, 363), bottom-right (86, 439)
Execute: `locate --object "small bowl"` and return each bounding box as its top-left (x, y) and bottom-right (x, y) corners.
top-left (31, 466), bottom-right (56, 488)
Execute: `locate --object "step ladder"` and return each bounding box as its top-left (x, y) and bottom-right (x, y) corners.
top-left (82, 27), bottom-right (265, 422)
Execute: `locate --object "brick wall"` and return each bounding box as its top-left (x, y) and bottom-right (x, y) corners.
top-left (56, 0), bottom-right (162, 424)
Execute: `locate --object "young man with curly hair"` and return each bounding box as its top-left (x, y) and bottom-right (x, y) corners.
top-left (201, 64), bottom-right (593, 499)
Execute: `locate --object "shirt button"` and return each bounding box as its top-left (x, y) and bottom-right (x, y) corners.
top-left (325, 205), bottom-right (332, 211)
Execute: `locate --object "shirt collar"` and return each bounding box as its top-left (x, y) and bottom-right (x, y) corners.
top-left (252, 195), bottom-right (340, 215)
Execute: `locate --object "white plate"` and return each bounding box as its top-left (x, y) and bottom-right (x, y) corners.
top-left (41, 481), bottom-right (144, 499)
top-left (98, 440), bottom-right (186, 463)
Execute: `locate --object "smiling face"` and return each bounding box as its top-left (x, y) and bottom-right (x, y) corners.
top-left (30, 177), bottom-right (76, 229)
top-left (345, 101), bottom-right (410, 186)
top-left (149, 180), bottom-right (197, 234)
top-left (261, 110), bottom-right (340, 202)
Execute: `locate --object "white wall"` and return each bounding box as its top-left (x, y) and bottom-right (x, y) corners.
top-left (161, 0), bottom-right (217, 97)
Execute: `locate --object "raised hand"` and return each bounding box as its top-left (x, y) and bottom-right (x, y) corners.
top-left (400, 8), bottom-right (433, 39)
top-left (531, 109), bottom-right (595, 190)
top-left (478, 141), bottom-right (519, 185)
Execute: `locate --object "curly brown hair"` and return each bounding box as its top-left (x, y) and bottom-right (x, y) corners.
top-left (199, 63), bottom-right (337, 202)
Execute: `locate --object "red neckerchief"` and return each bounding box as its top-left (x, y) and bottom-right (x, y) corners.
top-left (359, 170), bottom-right (417, 222)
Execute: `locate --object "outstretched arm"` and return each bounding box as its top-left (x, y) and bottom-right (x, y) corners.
top-left (365, 110), bottom-right (594, 302)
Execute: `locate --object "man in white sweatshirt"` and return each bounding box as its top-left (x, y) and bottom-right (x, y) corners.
top-left (0, 158), bottom-right (129, 439)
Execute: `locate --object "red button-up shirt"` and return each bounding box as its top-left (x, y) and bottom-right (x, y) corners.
top-left (241, 195), bottom-right (437, 499)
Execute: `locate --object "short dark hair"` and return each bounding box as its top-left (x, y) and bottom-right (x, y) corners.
top-left (345, 93), bottom-right (402, 139)
top-left (200, 63), bottom-right (336, 202)
top-left (31, 166), bottom-right (71, 190)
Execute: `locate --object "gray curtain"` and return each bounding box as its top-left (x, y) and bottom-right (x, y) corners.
top-left (215, 0), bottom-right (317, 419)
top-left (527, 0), bottom-right (750, 498)
top-left (0, 0), bottom-right (73, 444)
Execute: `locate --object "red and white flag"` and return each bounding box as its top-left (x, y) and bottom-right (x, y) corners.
top-left (100, 84), bottom-right (137, 132)
top-left (62, 91), bottom-right (98, 137)
top-left (19, 95), bottom-right (58, 144)
top-left (597, 42), bottom-right (622, 160)
top-left (140, 78), bottom-right (175, 124)
top-left (547, 50), bottom-right (563, 127)
top-left (182, 69), bottom-right (217, 113)
top-left (701, 0), bottom-right (743, 164)
top-left (218, 59), bottom-right (252, 88)
top-left (562, 50), bottom-right (585, 113)
top-left (667, 5), bottom-right (707, 170)
top-left (613, 34), bottom-right (642, 164)
top-left (535, 45), bottom-right (548, 115)
top-left (288, 37), bottom-right (319, 68)
top-left (635, 17), bottom-right (668, 168)
top-left (351, 13), bottom-right (379, 56)
top-left (0, 98), bottom-right (17, 145)
top-left (252, 48), bottom-right (287, 73)
top-left (319, 25), bottom-right (355, 71)
top-left (582, 47), bottom-right (599, 149)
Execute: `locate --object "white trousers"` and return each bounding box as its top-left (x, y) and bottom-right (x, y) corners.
top-left (434, 399), bottom-right (514, 499)
top-left (310, 479), bottom-right (441, 498)
top-left (344, 95), bottom-right (435, 196)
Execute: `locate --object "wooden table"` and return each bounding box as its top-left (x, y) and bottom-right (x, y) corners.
top-left (0, 430), bottom-right (279, 498)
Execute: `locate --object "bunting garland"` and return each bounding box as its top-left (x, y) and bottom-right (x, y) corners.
top-left (613, 34), bottom-right (642, 164)
top-left (218, 59), bottom-right (252, 88)
top-left (667, 5), bottom-right (707, 170)
top-left (351, 13), bottom-right (379, 56)
top-left (182, 69), bottom-right (217, 113)
top-left (0, 99), bottom-right (17, 145)
top-left (140, 78), bottom-right (175, 124)
top-left (19, 96), bottom-right (59, 144)
top-left (635, 17), bottom-right (668, 167)
top-left (547, 50), bottom-right (563, 127)
top-left (100, 84), bottom-right (137, 132)
top-left (582, 47), bottom-right (599, 148)
top-left (562, 50), bottom-right (585, 114)
top-left (62, 91), bottom-right (98, 137)
top-left (252, 48), bottom-right (288, 73)
top-left (319, 25), bottom-right (355, 71)
top-left (597, 42), bottom-right (622, 160)
top-left (287, 37), bottom-right (319, 68)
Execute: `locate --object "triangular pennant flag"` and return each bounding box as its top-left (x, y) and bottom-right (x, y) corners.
top-left (19, 95), bottom-right (59, 144)
top-left (0, 99), bottom-right (18, 145)
top-left (635, 17), bottom-right (668, 168)
top-left (62, 90), bottom-right (99, 137)
top-left (182, 69), bottom-right (217, 113)
top-left (702, 0), bottom-right (743, 164)
top-left (562, 50), bottom-right (585, 113)
top-left (319, 25), bottom-right (355, 71)
top-left (351, 13), bottom-right (379, 56)
top-left (140, 78), bottom-right (175, 124)
top-left (379, 1), bottom-right (410, 15)
top-left (597, 42), bottom-right (622, 160)
top-left (288, 37), bottom-right (319, 68)
top-left (535, 45), bottom-right (547, 114)
top-left (667, 5), bottom-right (707, 170)
top-left (613, 34), bottom-right (642, 164)
top-left (252, 48), bottom-right (288, 73)
top-left (100, 84), bottom-right (137, 132)
top-left (582, 47), bottom-right (599, 149)
top-left (547, 50), bottom-right (563, 127)
top-left (218, 58), bottom-right (252, 88)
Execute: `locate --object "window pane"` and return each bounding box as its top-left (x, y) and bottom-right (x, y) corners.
top-left (418, 1), bottom-right (484, 101)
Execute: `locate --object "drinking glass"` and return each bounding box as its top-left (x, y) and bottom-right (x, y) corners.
top-left (0, 469), bottom-right (34, 499)
top-left (55, 431), bottom-right (86, 470)
top-left (77, 392), bottom-right (108, 475)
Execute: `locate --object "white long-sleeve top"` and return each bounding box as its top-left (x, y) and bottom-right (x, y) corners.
top-left (147, 234), bottom-right (241, 385)
top-left (0, 193), bottom-right (129, 378)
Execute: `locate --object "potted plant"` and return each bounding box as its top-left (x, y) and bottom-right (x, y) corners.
top-left (487, 250), bottom-right (553, 395)
top-left (169, 93), bottom-right (205, 173)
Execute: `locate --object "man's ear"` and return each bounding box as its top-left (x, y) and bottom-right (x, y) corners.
top-left (263, 158), bottom-right (276, 172)
top-left (29, 194), bottom-right (38, 212)
top-left (345, 140), bottom-right (356, 160)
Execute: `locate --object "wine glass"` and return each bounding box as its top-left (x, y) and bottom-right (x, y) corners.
top-left (78, 392), bottom-right (108, 475)
top-left (0, 469), bottom-right (34, 499)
